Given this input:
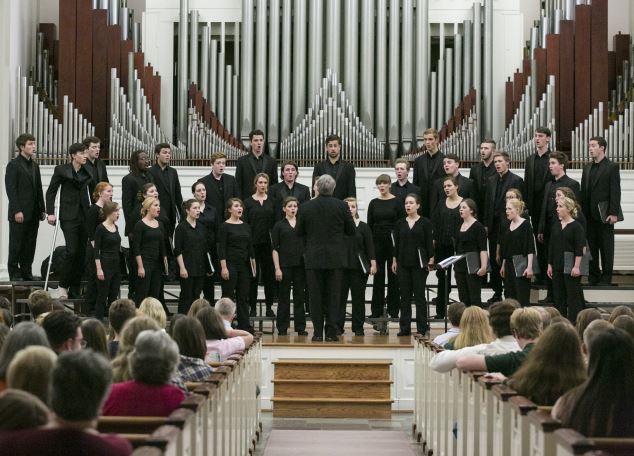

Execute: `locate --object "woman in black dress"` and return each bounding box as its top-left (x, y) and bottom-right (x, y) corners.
top-left (219, 198), bottom-right (256, 331)
top-left (391, 194), bottom-right (434, 336)
top-left (271, 197), bottom-right (307, 336)
top-left (454, 199), bottom-right (488, 307)
top-left (499, 198), bottom-right (536, 307)
top-left (133, 197), bottom-right (168, 306)
top-left (192, 180), bottom-right (219, 301)
top-left (548, 197), bottom-right (586, 323)
top-left (243, 173), bottom-right (276, 318)
top-left (175, 199), bottom-right (210, 315)
top-left (342, 197), bottom-right (377, 336)
top-left (367, 174), bottom-right (404, 319)
top-left (94, 201), bottom-right (122, 319)
top-left (432, 176), bottom-right (463, 318)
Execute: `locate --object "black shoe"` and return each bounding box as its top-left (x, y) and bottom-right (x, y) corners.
top-left (311, 336), bottom-right (323, 342)
top-left (297, 330), bottom-right (308, 336)
top-left (538, 296), bottom-right (553, 304)
top-left (265, 308), bottom-right (276, 318)
top-left (325, 336), bottom-right (339, 342)
top-left (278, 330), bottom-right (288, 336)
top-left (249, 308), bottom-right (257, 317)
top-left (487, 294), bottom-right (503, 304)
top-left (397, 331), bottom-right (412, 337)
top-left (432, 315), bottom-right (446, 320)
top-left (354, 331), bottom-right (365, 336)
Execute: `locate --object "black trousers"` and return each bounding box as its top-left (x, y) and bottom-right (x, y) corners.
top-left (276, 266), bottom-right (307, 332)
top-left (60, 219), bottom-right (88, 291)
top-left (371, 236), bottom-right (399, 317)
top-left (305, 268), bottom-right (342, 339)
top-left (8, 220), bottom-right (39, 279)
top-left (126, 235), bottom-right (137, 300)
top-left (84, 244), bottom-right (97, 313)
top-left (341, 268), bottom-right (370, 333)
top-left (179, 276), bottom-right (205, 314)
top-left (503, 261), bottom-right (531, 307)
top-left (135, 259), bottom-right (163, 306)
top-left (95, 259), bottom-right (121, 319)
top-left (488, 229), bottom-right (503, 296)
top-left (398, 266), bottom-right (428, 334)
top-left (552, 270), bottom-right (584, 323)
top-left (455, 270), bottom-right (482, 307)
top-left (532, 215), bottom-right (548, 285)
top-left (250, 243), bottom-right (276, 311)
top-left (202, 254), bottom-right (219, 302)
top-left (587, 220), bottom-right (615, 284)
top-left (221, 262), bottom-right (253, 331)
top-left (435, 243), bottom-right (455, 317)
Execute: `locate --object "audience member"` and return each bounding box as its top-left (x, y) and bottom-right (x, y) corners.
top-left (6, 346), bottom-right (57, 403)
top-left (0, 389), bottom-right (49, 431)
top-left (28, 289), bottom-right (53, 320)
top-left (171, 316), bottom-right (214, 382)
top-left (196, 307), bottom-right (253, 362)
top-left (215, 297), bottom-right (236, 332)
top-left (187, 298), bottom-right (211, 319)
top-left (430, 300), bottom-right (520, 372)
top-left (42, 311), bottom-right (83, 353)
top-left (0, 322), bottom-right (50, 391)
top-left (81, 319), bottom-right (109, 358)
top-left (103, 330), bottom-right (185, 417)
top-left (0, 297), bottom-right (12, 329)
top-left (580, 319), bottom-right (612, 360)
top-left (608, 304), bottom-right (634, 323)
top-left (107, 298), bottom-right (137, 358)
top-left (0, 325), bottom-right (9, 350)
top-left (456, 307), bottom-right (542, 376)
top-left (613, 315), bottom-right (634, 339)
top-left (552, 328), bottom-right (634, 437)
top-left (139, 297), bottom-right (167, 330)
top-left (445, 306), bottom-right (493, 350)
top-left (111, 316), bottom-right (160, 382)
top-left (506, 322), bottom-right (586, 405)
top-left (432, 302), bottom-right (465, 347)
top-left (0, 350), bottom-right (133, 455)
top-left (574, 308), bottom-right (602, 340)
top-left (533, 305), bottom-right (555, 328)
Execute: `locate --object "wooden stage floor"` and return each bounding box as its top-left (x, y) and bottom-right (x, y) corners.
top-left (262, 332), bottom-right (415, 348)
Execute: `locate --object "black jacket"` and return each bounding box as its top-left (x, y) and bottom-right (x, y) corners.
top-left (537, 175), bottom-right (581, 234)
top-left (524, 151), bottom-right (551, 216)
top-left (198, 172), bottom-right (240, 217)
top-left (312, 159), bottom-right (357, 200)
top-left (413, 150), bottom-right (446, 217)
top-left (148, 164), bottom-right (184, 227)
top-left (469, 162), bottom-right (496, 212)
top-left (5, 154), bottom-right (45, 222)
top-left (269, 181), bottom-right (311, 220)
top-left (235, 152), bottom-right (278, 198)
top-left (84, 158), bottom-right (109, 192)
top-left (581, 158), bottom-right (622, 222)
top-left (121, 172), bottom-right (154, 236)
top-left (482, 171), bottom-right (525, 232)
top-left (45, 163), bottom-right (93, 221)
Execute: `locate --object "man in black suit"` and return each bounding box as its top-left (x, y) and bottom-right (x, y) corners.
top-left (312, 134), bottom-right (356, 200)
top-left (269, 160), bottom-right (311, 220)
top-left (46, 143), bottom-right (93, 298)
top-left (82, 136), bottom-right (109, 192)
top-left (483, 151), bottom-right (525, 303)
top-left (413, 128), bottom-right (446, 217)
top-left (199, 152), bottom-right (240, 218)
top-left (297, 175), bottom-right (355, 341)
top-left (581, 136), bottom-right (622, 285)
top-left (5, 133), bottom-right (46, 281)
top-left (429, 153), bottom-right (477, 216)
top-left (235, 129), bottom-right (278, 198)
top-left (148, 143), bottom-right (184, 237)
top-left (391, 158), bottom-right (420, 201)
top-left (469, 139), bottom-right (497, 215)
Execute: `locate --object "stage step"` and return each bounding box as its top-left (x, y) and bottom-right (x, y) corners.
top-left (271, 359), bottom-right (392, 418)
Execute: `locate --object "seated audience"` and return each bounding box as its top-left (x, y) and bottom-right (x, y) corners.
top-left (613, 315), bottom-right (634, 339)
top-left (430, 300), bottom-right (520, 372)
top-left (552, 328), bottom-right (634, 437)
top-left (196, 307), bottom-right (253, 362)
top-left (111, 316), bottom-right (161, 382)
top-left (171, 316), bottom-right (214, 382)
top-left (0, 322), bottom-right (50, 391)
top-left (580, 319), bottom-right (612, 361)
top-left (0, 350), bottom-right (133, 455)
top-left (444, 306), bottom-right (493, 350)
top-left (187, 298), bottom-right (211, 318)
top-left (81, 319), bottom-right (109, 358)
top-left (215, 297), bottom-right (236, 332)
top-left (7, 346), bottom-right (57, 403)
top-left (575, 308), bottom-right (602, 341)
top-left (608, 305), bottom-right (634, 323)
top-left (432, 302), bottom-right (465, 346)
top-left (42, 311), bottom-right (83, 353)
top-left (103, 330), bottom-right (185, 417)
top-left (0, 325), bottom-right (9, 350)
top-left (0, 389), bottom-right (49, 431)
top-left (139, 297), bottom-right (167, 330)
top-left (505, 322), bottom-right (586, 405)
top-left (28, 289), bottom-right (53, 321)
top-left (456, 307), bottom-right (543, 376)
top-left (534, 305), bottom-right (556, 328)
top-left (107, 299), bottom-right (137, 358)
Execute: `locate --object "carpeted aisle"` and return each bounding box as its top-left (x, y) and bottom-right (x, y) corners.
top-left (262, 430), bottom-right (415, 455)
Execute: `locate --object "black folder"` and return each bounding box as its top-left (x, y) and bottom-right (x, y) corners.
top-left (465, 252), bottom-right (481, 274)
top-left (597, 201), bottom-right (624, 223)
top-left (563, 251), bottom-right (590, 276)
top-left (358, 253), bottom-right (371, 275)
top-left (512, 254), bottom-right (540, 276)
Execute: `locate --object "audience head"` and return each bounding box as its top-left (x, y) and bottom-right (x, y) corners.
top-left (171, 317), bottom-right (207, 360)
top-left (128, 330), bottom-right (179, 385)
top-left (315, 174), bottom-right (336, 197)
top-left (613, 315), bottom-right (634, 339)
top-left (510, 307), bottom-right (543, 341)
top-left (215, 298), bottom-right (236, 322)
top-left (196, 307), bottom-right (227, 340)
top-left (139, 297), bottom-right (167, 329)
top-left (111, 316), bottom-right (161, 382)
top-left (188, 298), bottom-right (211, 318)
top-left (488, 300), bottom-right (519, 338)
top-left (582, 319), bottom-right (613, 357)
top-left (608, 305), bottom-right (634, 323)
top-left (167, 313), bottom-right (186, 339)
top-left (42, 311), bottom-right (83, 353)
top-left (50, 350), bottom-right (112, 423)
top-left (447, 302), bottom-right (466, 328)
top-left (0, 389), bottom-right (49, 431)
top-left (81, 319), bottom-right (109, 358)
top-left (575, 308), bottom-right (602, 341)
top-left (108, 298), bottom-right (137, 338)
top-left (533, 306), bottom-right (555, 329)
top-left (28, 290), bottom-right (53, 320)
top-left (0, 297), bottom-right (12, 328)
top-left (7, 346), bottom-right (57, 403)
top-left (0, 322), bottom-right (50, 379)
top-left (452, 306), bottom-right (493, 350)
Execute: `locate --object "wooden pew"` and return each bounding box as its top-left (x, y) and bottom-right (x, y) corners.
top-left (555, 428), bottom-right (634, 456)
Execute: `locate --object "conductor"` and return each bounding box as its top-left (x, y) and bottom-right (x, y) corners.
top-left (297, 175), bottom-right (355, 342)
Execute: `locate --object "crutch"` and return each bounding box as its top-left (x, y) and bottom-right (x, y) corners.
top-left (44, 191), bottom-right (61, 291)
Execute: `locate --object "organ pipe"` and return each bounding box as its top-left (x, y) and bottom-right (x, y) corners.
top-left (255, 0), bottom-right (267, 131)
top-left (200, 25), bottom-right (209, 100)
top-left (189, 10), bottom-right (199, 86)
top-left (326, 0), bottom-right (341, 77)
top-left (280, 0), bottom-right (292, 138)
top-left (292, 0), bottom-right (307, 128)
top-left (308, 0), bottom-right (324, 100)
top-left (241, 0), bottom-right (254, 140)
top-left (268, 0), bottom-right (280, 157)
top-left (343, 0), bottom-right (359, 111)
top-left (376, 0), bottom-right (387, 145)
top-left (177, 0), bottom-right (189, 143)
top-left (401, 0), bottom-right (414, 156)
top-left (360, 0), bottom-right (375, 131)
top-left (415, 0), bottom-right (429, 148)
top-left (388, 0), bottom-right (399, 156)
top-left (209, 39), bottom-right (218, 113)
top-left (484, 0), bottom-right (493, 138)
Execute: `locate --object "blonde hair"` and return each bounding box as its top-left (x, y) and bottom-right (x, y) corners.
top-left (510, 307), bottom-right (543, 339)
top-left (111, 316), bottom-right (160, 382)
top-left (559, 196), bottom-right (578, 218)
top-left (507, 198), bottom-right (526, 213)
top-left (140, 196), bottom-right (159, 218)
top-left (6, 346), bottom-right (57, 404)
top-left (187, 298), bottom-right (211, 318)
top-left (452, 306), bottom-right (494, 349)
top-left (344, 197), bottom-right (359, 219)
top-left (139, 297), bottom-right (167, 329)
